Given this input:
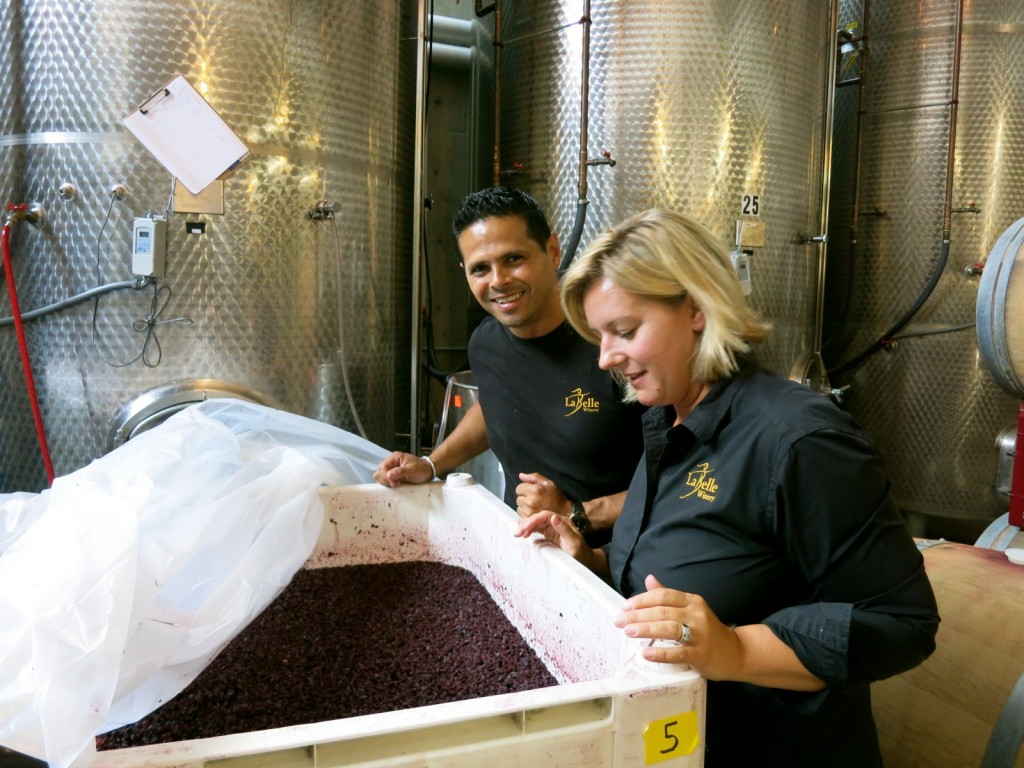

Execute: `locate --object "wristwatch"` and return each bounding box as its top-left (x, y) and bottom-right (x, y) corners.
top-left (570, 499), bottom-right (590, 534)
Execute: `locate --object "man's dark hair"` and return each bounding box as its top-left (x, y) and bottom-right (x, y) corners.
top-left (452, 186), bottom-right (552, 258)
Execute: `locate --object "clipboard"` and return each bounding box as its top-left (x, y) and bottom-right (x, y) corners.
top-left (123, 75), bottom-right (251, 195)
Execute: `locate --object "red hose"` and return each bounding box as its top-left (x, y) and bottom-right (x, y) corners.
top-left (1, 222), bottom-right (55, 485)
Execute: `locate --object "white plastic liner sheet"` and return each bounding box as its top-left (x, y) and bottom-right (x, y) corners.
top-left (0, 399), bottom-right (387, 767)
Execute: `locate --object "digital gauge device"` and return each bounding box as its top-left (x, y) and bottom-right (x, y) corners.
top-left (132, 215), bottom-right (167, 277)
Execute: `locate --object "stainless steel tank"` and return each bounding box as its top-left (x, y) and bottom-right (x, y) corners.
top-left (496, 0), bottom-right (833, 376)
top-left (824, 0), bottom-right (1024, 524)
top-left (0, 0), bottom-right (416, 492)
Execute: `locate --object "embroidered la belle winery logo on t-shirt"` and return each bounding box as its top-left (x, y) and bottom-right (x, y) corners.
top-left (564, 387), bottom-right (600, 416)
top-left (681, 462), bottom-right (718, 502)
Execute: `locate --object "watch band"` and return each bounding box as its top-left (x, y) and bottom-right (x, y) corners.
top-left (570, 499), bottom-right (589, 534)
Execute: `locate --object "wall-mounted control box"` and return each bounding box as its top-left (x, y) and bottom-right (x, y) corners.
top-left (132, 216), bottom-right (167, 277)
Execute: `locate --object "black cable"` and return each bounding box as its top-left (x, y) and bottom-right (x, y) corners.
top-left (89, 192), bottom-right (123, 357)
top-left (420, 212), bottom-right (466, 383)
top-left (88, 189), bottom-right (193, 367)
top-left (890, 322), bottom-right (974, 341)
top-left (94, 193), bottom-right (118, 289)
top-left (820, 235), bottom-right (858, 356)
top-left (102, 280), bottom-right (192, 368)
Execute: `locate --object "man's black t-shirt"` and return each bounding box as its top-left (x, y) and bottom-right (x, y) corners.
top-left (468, 318), bottom-right (644, 510)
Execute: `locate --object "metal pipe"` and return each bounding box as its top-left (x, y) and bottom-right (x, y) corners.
top-left (790, 0), bottom-right (842, 392)
top-left (482, 4), bottom-right (594, 262)
top-left (941, 0), bottom-right (966, 243)
top-left (503, 19), bottom-right (583, 45)
top-left (819, 0), bottom-right (870, 361)
top-left (410, 0), bottom-right (429, 453)
top-left (0, 279), bottom-right (147, 326)
top-left (491, 0), bottom-right (504, 187)
top-left (811, 0), bottom-right (841, 354)
top-left (576, 0), bottom-right (591, 204)
top-left (848, 0), bottom-right (870, 273)
top-left (558, 0), bottom-right (592, 272)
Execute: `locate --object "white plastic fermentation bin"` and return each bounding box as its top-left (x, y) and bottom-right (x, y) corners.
top-left (87, 475), bottom-right (706, 767)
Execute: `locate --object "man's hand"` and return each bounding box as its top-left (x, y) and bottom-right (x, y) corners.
top-left (515, 472), bottom-right (571, 516)
top-left (514, 472), bottom-right (574, 537)
top-left (373, 452), bottom-right (434, 487)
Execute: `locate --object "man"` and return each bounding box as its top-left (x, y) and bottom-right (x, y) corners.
top-left (374, 186), bottom-right (643, 539)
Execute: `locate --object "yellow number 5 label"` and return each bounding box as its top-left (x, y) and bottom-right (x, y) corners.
top-left (643, 710), bottom-right (700, 764)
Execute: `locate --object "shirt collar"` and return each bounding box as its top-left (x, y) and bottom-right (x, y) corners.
top-left (640, 373), bottom-right (748, 446)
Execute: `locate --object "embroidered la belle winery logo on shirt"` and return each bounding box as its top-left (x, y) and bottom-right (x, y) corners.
top-left (564, 387), bottom-right (600, 416)
top-left (681, 462), bottom-right (718, 502)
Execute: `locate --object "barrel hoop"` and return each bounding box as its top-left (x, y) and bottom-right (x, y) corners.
top-left (981, 669), bottom-right (1024, 768)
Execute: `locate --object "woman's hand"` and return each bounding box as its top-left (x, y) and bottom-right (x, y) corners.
top-left (515, 508), bottom-right (608, 578)
top-left (616, 575), bottom-right (825, 691)
top-left (615, 574), bottom-right (743, 680)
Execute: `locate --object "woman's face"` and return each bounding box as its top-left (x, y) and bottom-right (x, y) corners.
top-left (583, 277), bottom-right (707, 416)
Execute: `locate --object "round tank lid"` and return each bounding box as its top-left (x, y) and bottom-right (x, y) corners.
top-left (108, 378), bottom-right (282, 451)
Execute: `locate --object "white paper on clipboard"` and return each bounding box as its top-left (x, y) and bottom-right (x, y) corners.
top-left (123, 75), bottom-right (251, 195)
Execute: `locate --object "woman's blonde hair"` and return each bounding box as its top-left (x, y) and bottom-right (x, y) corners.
top-left (561, 209), bottom-right (769, 383)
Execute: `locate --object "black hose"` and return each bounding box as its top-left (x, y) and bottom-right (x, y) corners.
top-left (827, 239), bottom-right (950, 377)
top-left (558, 199), bottom-right (589, 274)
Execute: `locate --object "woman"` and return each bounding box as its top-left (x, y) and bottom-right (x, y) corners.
top-left (550, 209), bottom-right (939, 766)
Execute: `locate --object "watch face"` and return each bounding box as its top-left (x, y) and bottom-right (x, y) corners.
top-left (571, 502), bottom-right (588, 533)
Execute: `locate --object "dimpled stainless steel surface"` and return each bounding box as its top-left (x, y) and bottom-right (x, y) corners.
top-left (825, 0), bottom-right (1023, 520)
top-left (499, 0), bottom-right (831, 375)
top-left (0, 1), bottom-right (415, 491)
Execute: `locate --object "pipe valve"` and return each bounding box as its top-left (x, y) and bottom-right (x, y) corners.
top-left (4, 203), bottom-right (45, 229)
top-left (587, 150), bottom-right (616, 167)
top-left (500, 162), bottom-right (524, 178)
top-left (307, 200), bottom-right (336, 220)
top-left (952, 202), bottom-right (981, 215)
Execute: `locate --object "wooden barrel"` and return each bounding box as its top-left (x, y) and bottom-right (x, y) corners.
top-left (872, 541), bottom-right (1024, 767)
top-left (976, 513), bottom-right (1024, 552)
top-left (977, 216), bottom-right (1024, 400)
